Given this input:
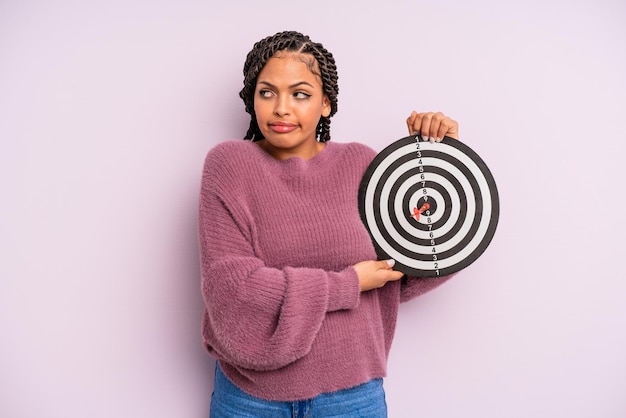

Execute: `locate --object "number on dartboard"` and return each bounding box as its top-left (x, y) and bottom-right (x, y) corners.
top-left (414, 135), bottom-right (441, 274)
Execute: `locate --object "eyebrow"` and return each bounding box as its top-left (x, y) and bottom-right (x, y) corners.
top-left (257, 80), bottom-right (315, 89)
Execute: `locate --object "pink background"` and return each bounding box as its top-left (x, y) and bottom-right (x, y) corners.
top-left (1, 1), bottom-right (625, 417)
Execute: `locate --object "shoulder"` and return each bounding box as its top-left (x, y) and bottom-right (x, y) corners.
top-left (204, 140), bottom-right (256, 165)
top-left (201, 140), bottom-right (262, 192)
top-left (203, 140), bottom-right (261, 174)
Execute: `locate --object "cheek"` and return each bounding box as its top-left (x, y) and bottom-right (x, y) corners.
top-left (304, 104), bottom-right (325, 124)
top-left (253, 100), bottom-right (268, 122)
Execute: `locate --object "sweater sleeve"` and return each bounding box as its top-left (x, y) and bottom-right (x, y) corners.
top-left (198, 153), bottom-right (360, 371)
top-left (399, 273), bottom-right (456, 303)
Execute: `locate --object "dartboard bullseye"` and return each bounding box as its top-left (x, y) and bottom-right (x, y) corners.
top-left (358, 135), bottom-right (499, 277)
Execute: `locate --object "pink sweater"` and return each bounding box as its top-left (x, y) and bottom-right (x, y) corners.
top-left (198, 139), bottom-right (453, 401)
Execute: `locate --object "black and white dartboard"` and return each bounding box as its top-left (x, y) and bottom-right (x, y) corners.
top-left (358, 135), bottom-right (499, 277)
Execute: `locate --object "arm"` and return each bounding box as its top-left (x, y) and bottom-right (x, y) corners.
top-left (198, 161), bottom-right (360, 372)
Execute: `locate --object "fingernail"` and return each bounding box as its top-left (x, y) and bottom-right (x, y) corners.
top-left (429, 137), bottom-right (435, 143)
top-left (386, 259), bottom-right (395, 267)
top-left (435, 137), bottom-right (441, 142)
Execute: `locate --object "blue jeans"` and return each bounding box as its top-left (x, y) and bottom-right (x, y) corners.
top-left (210, 363), bottom-right (387, 418)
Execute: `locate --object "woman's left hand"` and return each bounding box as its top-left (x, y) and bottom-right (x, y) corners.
top-left (406, 111), bottom-right (459, 142)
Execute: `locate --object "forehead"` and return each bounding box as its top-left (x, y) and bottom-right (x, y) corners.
top-left (256, 52), bottom-right (322, 85)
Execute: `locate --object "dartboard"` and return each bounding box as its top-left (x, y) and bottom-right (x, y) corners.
top-left (358, 135), bottom-right (499, 278)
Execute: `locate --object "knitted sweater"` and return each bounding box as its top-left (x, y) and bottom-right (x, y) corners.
top-left (198, 139), bottom-right (453, 401)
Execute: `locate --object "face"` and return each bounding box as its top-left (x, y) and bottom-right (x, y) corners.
top-left (254, 52), bottom-right (331, 160)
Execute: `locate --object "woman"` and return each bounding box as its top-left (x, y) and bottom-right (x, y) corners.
top-left (199, 30), bottom-right (459, 417)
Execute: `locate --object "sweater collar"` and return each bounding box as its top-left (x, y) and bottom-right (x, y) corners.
top-left (252, 140), bottom-right (338, 169)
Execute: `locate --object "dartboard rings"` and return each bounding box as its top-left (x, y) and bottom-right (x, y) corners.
top-left (358, 135), bottom-right (499, 277)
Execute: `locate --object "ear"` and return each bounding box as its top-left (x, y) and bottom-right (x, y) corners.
top-left (321, 95), bottom-right (331, 117)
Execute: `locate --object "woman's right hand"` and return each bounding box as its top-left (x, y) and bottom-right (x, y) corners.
top-left (406, 111), bottom-right (459, 142)
top-left (353, 259), bottom-right (405, 292)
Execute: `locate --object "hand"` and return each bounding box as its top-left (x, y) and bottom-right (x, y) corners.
top-left (406, 111), bottom-right (459, 142)
top-left (353, 259), bottom-right (405, 292)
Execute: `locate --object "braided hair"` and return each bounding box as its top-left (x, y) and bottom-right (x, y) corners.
top-left (239, 31), bottom-right (339, 142)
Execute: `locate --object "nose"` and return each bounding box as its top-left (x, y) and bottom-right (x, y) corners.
top-left (273, 95), bottom-right (290, 116)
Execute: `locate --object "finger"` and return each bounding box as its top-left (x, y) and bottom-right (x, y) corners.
top-left (409, 112), bottom-right (429, 140)
top-left (381, 259), bottom-right (395, 270)
top-left (437, 117), bottom-right (459, 140)
top-left (419, 113), bottom-right (434, 143)
top-left (429, 112), bottom-right (455, 141)
top-left (406, 111), bottom-right (418, 135)
top-left (387, 270), bottom-right (405, 281)
top-left (429, 112), bottom-right (446, 142)
top-left (435, 118), bottom-right (449, 142)
top-left (380, 269), bottom-right (404, 282)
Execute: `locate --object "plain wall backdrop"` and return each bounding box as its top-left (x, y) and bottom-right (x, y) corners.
top-left (1, 0), bottom-right (625, 417)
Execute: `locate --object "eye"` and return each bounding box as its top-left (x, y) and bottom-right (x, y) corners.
top-left (258, 89), bottom-right (274, 98)
top-left (293, 91), bottom-right (311, 99)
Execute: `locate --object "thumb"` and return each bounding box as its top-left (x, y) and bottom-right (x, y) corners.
top-left (382, 259), bottom-right (396, 269)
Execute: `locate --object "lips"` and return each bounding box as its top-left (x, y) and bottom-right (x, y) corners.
top-left (269, 121), bottom-right (298, 133)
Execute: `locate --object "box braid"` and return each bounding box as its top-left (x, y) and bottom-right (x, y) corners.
top-left (239, 31), bottom-right (339, 142)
